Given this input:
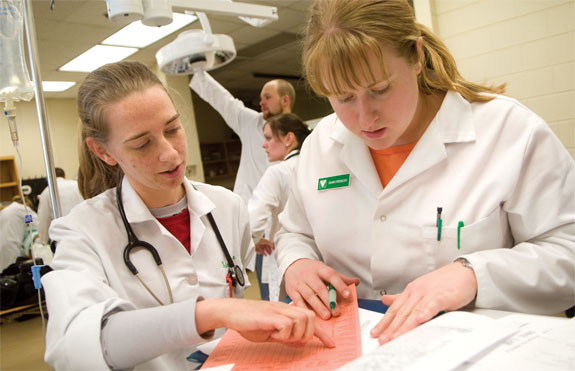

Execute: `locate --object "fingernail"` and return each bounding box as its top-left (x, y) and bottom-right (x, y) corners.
top-left (321, 310), bottom-right (330, 319)
top-left (343, 289), bottom-right (350, 298)
top-left (378, 334), bottom-right (389, 344)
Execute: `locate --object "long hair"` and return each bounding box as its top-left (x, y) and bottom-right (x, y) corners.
top-left (266, 113), bottom-right (311, 151)
top-left (77, 61), bottom-right (165, 199)
top-left (302, 0), bottom-right (505, 102)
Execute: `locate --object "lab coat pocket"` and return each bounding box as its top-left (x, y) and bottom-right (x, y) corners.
top-left (422, 208), bottom-right (511, 266)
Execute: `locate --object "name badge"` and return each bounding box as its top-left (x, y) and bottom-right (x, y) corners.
top-left (317, 174), bottom-right (350, 190)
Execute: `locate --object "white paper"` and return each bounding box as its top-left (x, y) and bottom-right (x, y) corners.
top-left (358, 308), bottom-right (383, 355)
top-left (457, 314), bottom-right (575, 371)
top-left (339, 311), bottom-right (520, 371)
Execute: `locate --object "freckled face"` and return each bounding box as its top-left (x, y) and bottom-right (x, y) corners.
top-left (100, 85), bottom-right (187, 207)
top-left (262, 123), bottom-right (289, 162)
top-left (327, 44), bottom-right (423, 150)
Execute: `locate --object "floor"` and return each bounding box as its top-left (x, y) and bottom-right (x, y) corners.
top-left (0, 271), bottom-right (261, 370)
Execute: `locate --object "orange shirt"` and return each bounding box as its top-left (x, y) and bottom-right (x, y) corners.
top-left (369, 142), bottom-right (417, 188)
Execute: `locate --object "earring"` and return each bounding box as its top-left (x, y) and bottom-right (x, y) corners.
top-left (285, 143), bottom-right (289, 147)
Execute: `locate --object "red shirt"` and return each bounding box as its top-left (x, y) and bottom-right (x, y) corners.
top-left (157, 208), bottom-right (191, 254)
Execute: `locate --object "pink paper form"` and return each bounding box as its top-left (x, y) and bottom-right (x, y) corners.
top-left (201, 284), bottom-right (361, 370)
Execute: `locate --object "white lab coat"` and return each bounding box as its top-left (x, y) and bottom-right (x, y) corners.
top-left (276, 91), bottom-right (575, 314)
top-left (248, 151), bottom-right (299, 299)
top-left (0, 202), bottom-right (38, 271)
top-left (37, 177), bottom-right (84, 244)
top-left (42, 178), bottom-right (254, 370)
top-left (190, 72), bottom-right (270, 205)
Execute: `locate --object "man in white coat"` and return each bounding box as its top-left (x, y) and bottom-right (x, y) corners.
top-left (189, 72), bottom-right (295, 205)
top-left (37, 167), bottom-right (83, 244)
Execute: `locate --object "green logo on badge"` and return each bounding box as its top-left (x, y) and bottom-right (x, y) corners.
top-left (317, 174), bottom-right (350, 190)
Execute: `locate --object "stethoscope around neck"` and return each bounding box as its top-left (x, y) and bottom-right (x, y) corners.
top-left (116, 178), bottom-right (244, 305)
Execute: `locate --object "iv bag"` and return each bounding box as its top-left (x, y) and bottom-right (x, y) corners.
top-left (0, 0), bottom-right (34, 103)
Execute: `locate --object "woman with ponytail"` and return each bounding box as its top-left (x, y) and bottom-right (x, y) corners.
top-left (248, 113), bottom-right (311, 301)
top-left (42, 61), bottom-right (332, 370)
top-left (275, 0), bottom-right (574, 345)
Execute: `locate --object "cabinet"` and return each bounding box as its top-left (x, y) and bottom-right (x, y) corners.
top-left (0, 156), bottom-right (21, 208)
top-left (200, 139), bottom-right (241, 190)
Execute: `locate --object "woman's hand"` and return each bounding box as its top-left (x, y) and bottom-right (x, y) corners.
top-left (284, 259), bottom-right (360, 320)
top-left (255, 238), bottom-right (274, 256)
top-left (196, 298), bottom-right (334, 347)
top-left (370, 261), bottom-right (477, 344)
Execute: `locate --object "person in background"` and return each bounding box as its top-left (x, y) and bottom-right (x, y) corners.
top-left (190, 72), bottom-right (295, 205)
top-left (190, 72), bottom-right (296, 296)
top-left (276, 0), bottom-right (575, 345)
top-left (0, 195), bottom-right (38, 272)
top-left (41, 61), bottom-right (332, 370)
top-left (248, 113), bottom-right (311, 301)
top-left (37, 167), bottom-right (83, 244)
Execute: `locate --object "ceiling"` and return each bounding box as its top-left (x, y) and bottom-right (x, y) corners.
top-left (30, 0), bottom-right (312, 99)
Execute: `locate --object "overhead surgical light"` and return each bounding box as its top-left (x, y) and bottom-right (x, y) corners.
top-left (104, 0), bottom-right (278, 75)
top-left (156, 12), bottom-right (235, 75)
top-left (157, 0), bottom-right (278, 75)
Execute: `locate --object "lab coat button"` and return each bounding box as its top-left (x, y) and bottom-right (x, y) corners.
top-left (188, 274), bottom-right (198, 285)
top-left (379, 215), bottom-right (387, 222)
top-left (379, 289), bottom-right (387, 296)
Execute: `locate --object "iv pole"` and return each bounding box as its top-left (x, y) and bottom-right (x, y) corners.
top-left (22, 0), bottom-right (62, 220)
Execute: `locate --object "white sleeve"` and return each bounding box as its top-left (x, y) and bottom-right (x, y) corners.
top-left (248, 166), bottom-right (283, 242)
top-left (467, 117), bottom-right (575, 314)
top-left (37, 188), bottom-right (51, 244)
top-left (189, 72), bottom-right (262, 137)
top-left (101, 298), bottom-right (208, 370)
top-left (238, 192), bottom-right (257, 273)
top-left (275, 154), bottom-right (323, 280)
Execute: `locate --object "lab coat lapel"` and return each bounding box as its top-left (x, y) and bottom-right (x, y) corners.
top-left (183, 181), bottom-right (214, 256)
top-left (331, 120), bottom-right (383, 198)
top-left (384, 91), bottom-right (476, 194)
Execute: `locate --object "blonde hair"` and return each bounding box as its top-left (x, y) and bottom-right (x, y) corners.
top-left (77, 61), bottom-right (166, 199)
top-left (303, 0), bottom-right (505, 102)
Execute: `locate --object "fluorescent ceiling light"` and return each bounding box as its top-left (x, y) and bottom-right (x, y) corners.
top-left (102, 13), bottom-right (197, 48)
top-left (42, 81), bottom-right (76, 92)
top-left (59, 45), bottom-right (139, 73)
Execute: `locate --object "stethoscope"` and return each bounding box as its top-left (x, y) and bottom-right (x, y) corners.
top-left (116, 178), bottom-right (245, 305)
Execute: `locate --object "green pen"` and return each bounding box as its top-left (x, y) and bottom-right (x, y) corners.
top-left (436, 207), bottom-right (443, 241)
top-left (457, 221), bottom-right (464, 250)
top-left (328, 284), bottom-right (337, 309)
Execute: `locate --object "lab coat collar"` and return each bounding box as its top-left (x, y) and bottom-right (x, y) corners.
top-left (283, 149), bottom-right (300, 161)
top-left (119, 178), bottom-right (215, 256)
top-left (119, 177), bottom-right (215, 224)
top-left (331, 119), bottom-right (384, 198)
top-left (328, 90), bottom-right (476, 196)
top-left (385, 90), bottom-right (476, 193)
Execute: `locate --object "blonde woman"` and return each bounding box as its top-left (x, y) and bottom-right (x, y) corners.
top-left (276, 0), bottom-right (575, 345)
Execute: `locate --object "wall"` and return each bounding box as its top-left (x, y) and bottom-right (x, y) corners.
top-left (425, 0), bottom-right (575, 157)
top-left (0, 71), bottom-right (204, 183)
top-left (0, 98), bottom-right (79, 180)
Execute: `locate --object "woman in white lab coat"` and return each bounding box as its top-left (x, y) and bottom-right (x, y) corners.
top-left (248, 113), bottom-right (310, 301)
top-left (275, 0), bottom-right (575, 345)
top-left (41, 61), bottom-right (332, 370)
